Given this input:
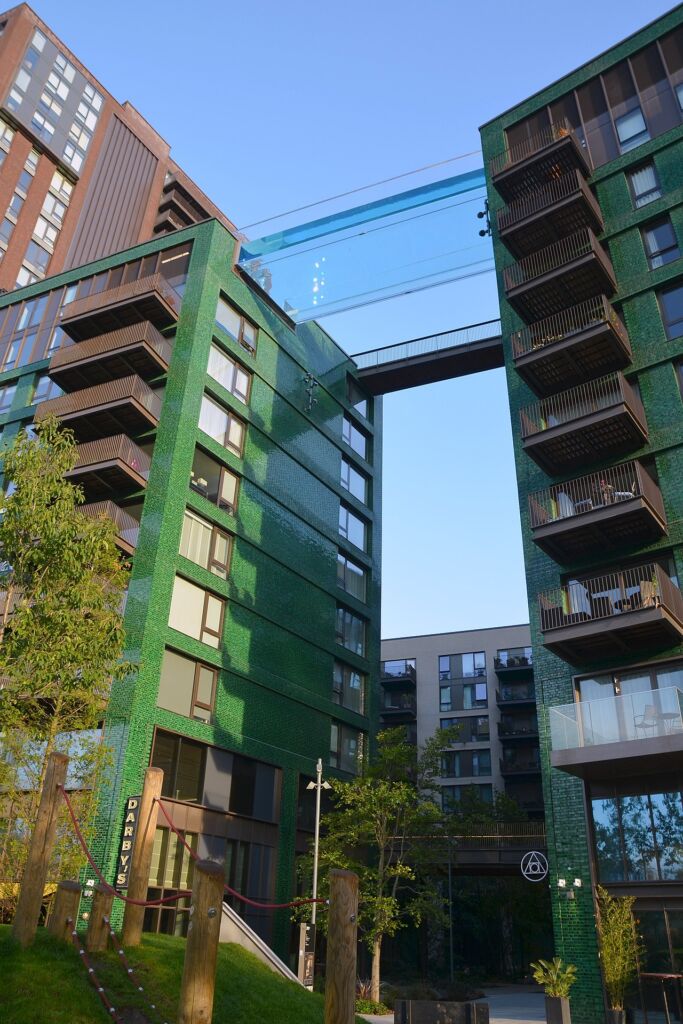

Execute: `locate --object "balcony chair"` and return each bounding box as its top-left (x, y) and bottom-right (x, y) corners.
top-left (634, 704), bottom-right (659, 737)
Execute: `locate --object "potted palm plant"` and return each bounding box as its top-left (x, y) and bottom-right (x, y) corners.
top-left (530, 957), bottom-right (577, 1024)
top-left (596, 886), bottom-right (642, 1024)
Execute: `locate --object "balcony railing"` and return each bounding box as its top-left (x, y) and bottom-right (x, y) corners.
top-left (381, 660), bottom-right (417, 683)
top-left (511, 296), bottom-right (628, 360)
top-left (503, 228), bottom-right (602, 291)
top-left (382, 696), bottom-right (417, 714)
top-left (81, 500), bottom-right (140, 551)
top-left (539, 563), bottom-right (683, 631)
top-left (497, 685), bottom-right (536, 704)
top-left (49, 322), bottom-right (172, 383)
top-left (499, 721), bottom-right (539, 738)
top-left (60, 274), bottom-right (181, 341)
top-left (494, 647), bottom-right (533, 670)
top-left (550, 686), bottom-right (683, 752)
top-left (500, 755), bottom-right (541, 774)
top-left (37, 374), bottom-right (162, 424)
top-left (529, 461), bottom-right (665, 529)
top-left (490, 121), bottom-right (584, 177)
top-left (69, 434), bottom-right (151, 480)
top-left (520, 372), bottom-right (644, 438)
top-left (497, 169), bottom-right (601, 234)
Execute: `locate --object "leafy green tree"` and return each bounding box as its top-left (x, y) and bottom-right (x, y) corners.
top-left (0, 418), bottom-right (129, 912)
top-left (302, 726), bottom-right (457, 1003)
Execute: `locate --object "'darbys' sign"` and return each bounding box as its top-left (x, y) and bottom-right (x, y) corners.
top-left (115, 795), bottom-right (141, 890)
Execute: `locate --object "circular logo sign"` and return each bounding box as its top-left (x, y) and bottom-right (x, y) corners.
top-left (521, 850), bottom-right (549, 882)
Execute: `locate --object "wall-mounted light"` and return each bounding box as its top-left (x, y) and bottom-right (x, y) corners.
top-left (557, 874), bottom-right (582, 899)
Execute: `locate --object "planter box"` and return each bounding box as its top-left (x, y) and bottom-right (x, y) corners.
top-left (394, 1000), bottom-right (489, 1024)
top-left (545, 995), bottom-right (571, 1024)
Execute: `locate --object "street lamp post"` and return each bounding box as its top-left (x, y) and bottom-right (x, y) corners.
top-left (300, 757), bottom-right (331, 989)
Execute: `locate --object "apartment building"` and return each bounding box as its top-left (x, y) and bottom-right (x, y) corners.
top-left (480, 8), bottom-right (683, 1021)
top-left (381, 626), bottom-right (543, 818)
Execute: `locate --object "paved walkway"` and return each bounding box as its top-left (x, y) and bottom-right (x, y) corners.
top-left (360, 985), bottom-right (544, 1024)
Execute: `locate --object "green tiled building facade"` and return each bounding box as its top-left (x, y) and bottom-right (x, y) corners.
top-left (0, 218), bottom-right (380, 959)
top-left (480, 9), bottom-right (683, 1022)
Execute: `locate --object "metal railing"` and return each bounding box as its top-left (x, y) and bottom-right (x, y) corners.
top-left (81, 500), bottom-right (140, 548)
top-left (490, 120), bottom-right (581, 177)
top-left (495, 646), bottom-right (533, 669)
top-left (503, 228), bottom-right (602, 291)
top-left (382, 695), bottom-right (417, 713)
top-left (61, 273), bottom-right (181, 324)
top-left (68, 434), bottom-right (151, 479)
top-left (510, 296), bottom-right (628, 359)
top-left (497, 169), bottom-right (600, 232)
top-left (539, 563), bottom-right (683, 632)
top-left (37, 374), bottom-right (162, 423)
top-left (550, 686), bottom-right (683, 751)
top-left (448, 822), bottom-right (546, 849)
top-left (50, 321), bottom-right (172, 372)
top-left (500, 755), bottom-right (541, 773)
top-left (381, 660), bottom-right (417, 682)
top-left (519, 372), bottom-right (645, 439)
top-left (499, 721), bottom-right (538, 737)
top-left (498, 685), bottom-right (536, 702)
top-left (528, 460), bottom-right (664, 529)
top-left (351, 319), bottom-right (502, 369)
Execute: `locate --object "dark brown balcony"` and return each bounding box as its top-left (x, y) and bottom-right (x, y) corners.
top-left (529, 461), bottom-right (667, 562)
top-left (494, 647), bottom-right (533, 676)
top-left (497, 170), bottom-right (603, 258)
top-left (36, 375), bottom-right (162, 441)
top-left (497, 684), bottom-right (536, 706)
top-left (511, 296), bottom-right (632, 397)
top-left (499, 754), bottom-right (541, 776)
top-left (49, 322), bottom-right (172, 391)
top-left (154, 177), bottom-right (209, 235)
top-left (66, 435), bottom-right (151, 498)
top-left (520, 372), bottom-right (647, 474)
top-left (81, 500), bottom-right (140, 554)
top-left (380, 695), bottom-right (417, 722)
top-left (503, 229), bottom-right (616, 321)
top-left (60, 274), bottom-right (180, 341)
top-left (490, 122), bottom-right (592, 202)
top-left (539, 563), bottom-right (683, 664)
top-left (498, 720), bottom-right (539, 740)
top-left (381, 659), bottom-right (417, 687)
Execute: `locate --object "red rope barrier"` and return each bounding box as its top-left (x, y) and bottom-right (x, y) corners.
top-left (106, 923), bottom-right (170, 1024)
top-left (155, 798), bottom-right (325, 910)
top-left (58, 785), bottom-right (191, 908)
top-left (69, 921), bottom-right (123, 1022)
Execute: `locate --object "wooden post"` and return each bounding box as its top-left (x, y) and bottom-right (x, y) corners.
top-left (12, 751), bottom-right (69, 948)
top-left (47, 880), bottom-right (82, 943)
top-left (121, 766), bottom-right (163, 947)
top-left (177, 859), bottom-right (225, 1024)
top-left (86, 884), bottom-right (115, 952)
top-left (324, 869), bottom-right (359, 1024)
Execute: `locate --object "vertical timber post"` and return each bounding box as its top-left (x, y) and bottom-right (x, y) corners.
top-left (121, 766), bottom-right (163, 947)
top-left (86, 884), bottom-right (115, 952)
top-left (47, 880), bottom-right (82, 943)
top-left (324, 869), bottom-right (359, 1024)
top-left (177, 859), bottom-right (225, 1024)
top-left (12, 751), bottom-right (69, 947)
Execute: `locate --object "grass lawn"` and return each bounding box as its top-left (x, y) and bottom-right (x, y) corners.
top-left (1, 925), bottom-right (365, 1024)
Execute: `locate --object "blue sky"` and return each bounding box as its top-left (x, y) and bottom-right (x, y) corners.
top-left (31, 0), bottom-right (676, 636)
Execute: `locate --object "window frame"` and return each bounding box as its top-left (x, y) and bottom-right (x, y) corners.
top-left (168, 575), bottom-right (226, 649)
top-left (157, 647), bottom-right (218, 722)
top-left (198, 393), bottom-right (246, 457)
top-left (207, 342), bottom-right (252, 404)
top-left (336, 550), bottom-right (367, 602)
top-left (179, 507), bottom-right (233, 579)
top-left (658, 282), bottom-right (683, 340)
top-left (215, 295), bottom-right (258, 356)
top-left (628, 161), bottom-right (662, 209)
top-left (642, 215), bottom-right (680, 270)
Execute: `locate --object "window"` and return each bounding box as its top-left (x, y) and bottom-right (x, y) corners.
top-left (179, 509), bottom-right (232, 579)
top-left (442, 784), bottom-right (493, 811)
top-left (439, 681), bottom-right (488, 713)
top-left (439, 651), bottom-right (486, 681)
top-left (42, 192), bottom-right (67, 226)
top-left (347, 377), bottom-right (369, 419)
top-left (332, 662), bottom-right (365, 714)
top-left (614, 107), bottom-right (650, 152)
top-left (50, 170), bottom-right (74, 203)
top-left (31, 110), bottom-right (55, 143)
top-left (0, 119), bottom-right (13, 152)
top-left (642, 217), bottom-right (680, 269)
top-left (24, 240), bottom-right (51, 274)
top-left (381, 658), bottom-right (415, 680)
top-left (30, 375), bottom-right (62, 405)
top-left (441, 716), bottom-right (490, 742)
top-left (337, 551), bottom-right (366, 602)
top-left (340, 457), bottom-right (367, 503)
top-left (342, 415), bottom-right (367, 459)
top-left (207, 344), bottom-right (251, 404)
top-left (198, 395), bottom-right (245, 456)
top-left (168, 576), bottom-right (225, 649)
top-left (677, 362), bottom-right (683, 401)
top-left (15, 266), bottom-right (38, 288)
top-left (590, 782), bottom-right (683, 883)
top-left (330, 722), bottom-right (363, 773)
top-left (0, 385), bottom-right (17, 415)
top-left (0, 218), bottom-right (14, 245)
top-left (658, 282), bottom-right (683, 340)
top-left (33, 216), bottom-right (59, 248)
top-left (215, 297), bottom-right (257, 354)
top-left (335, 606), bottom-right (366, 656)
top-left (151, 731), bottom-right (206, 804)
top-left (157, 649), bottom-right (217, 722)
top-left (338, 504), bottom-right (366, 550)
top-left (441, 750), bottom-right (490, 777)
top-left (190, 448), bottom-right (239, 514)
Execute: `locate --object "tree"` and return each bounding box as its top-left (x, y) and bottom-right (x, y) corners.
top-left (0, 418), bottom-right (129, 914)
top-left (302, 726), bottom-right (457, 1003)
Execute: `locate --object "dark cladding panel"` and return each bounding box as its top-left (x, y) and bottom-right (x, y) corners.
top-left (66, 115), bottom-right (158, 267)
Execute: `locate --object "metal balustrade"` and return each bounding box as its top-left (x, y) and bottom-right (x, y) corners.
top-left (550, 686), bottom-right (683, 752)
top-left (490, 121), bottom-right (581, 177)
top-left (503, 228), bottom-right (601, 291)
top-left (50, 321), bottom-right (172, 373)
top-left (61, 273), bottom-right (181, 326)
top-left (69, 435), bottom-right (151, 479)
top-left (510, 296), bottom-right (627, 359)
top-left (81, 500), bottom-right (140, 549)
top-left (519, 372), bottom-right (644, 438)
top-left (36, 374), bottom-right (162, 423)
top-left (497, 169), bottom-right (600, 232)
top-left (528, 460), bottom-right (665, 529)
top-left (539, 563), bottom-right (683, 632)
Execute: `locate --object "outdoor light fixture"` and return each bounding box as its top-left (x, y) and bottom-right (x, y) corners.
top-left (557, 877), bottom-right (567, 888)
top-left (573, 878), bottom-right (583, 888)
top-left (557, 875), bottom-right (582, 899)
top-left (304, 760), bottom-right (332, 990)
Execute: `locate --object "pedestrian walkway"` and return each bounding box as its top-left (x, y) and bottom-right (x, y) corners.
top-left (360, 985), bottom-right (544, 1024)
